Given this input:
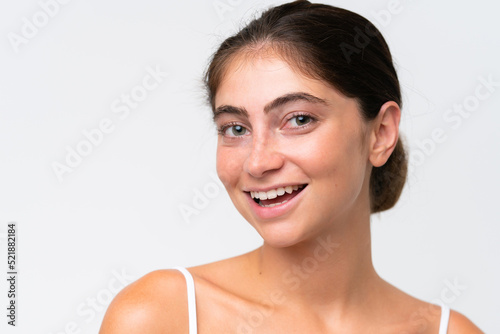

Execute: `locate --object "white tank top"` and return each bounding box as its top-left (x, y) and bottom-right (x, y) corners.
top-left (173, 267), bottom-right (451, 334)
top-left (173, 267), bottom-right (198, 334)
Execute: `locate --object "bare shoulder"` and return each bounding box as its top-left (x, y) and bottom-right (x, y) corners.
top-left (448, 309), bottom-right (484, 333)
top-left (372, 280), bottom-right (483, 334)
top-left (99, 269), bottom-right (189, 334)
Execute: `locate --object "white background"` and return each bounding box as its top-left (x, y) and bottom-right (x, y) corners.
top-left (1, 0), bottom-right (499, 333)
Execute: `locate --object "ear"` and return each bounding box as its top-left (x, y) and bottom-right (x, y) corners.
top-left (368, 101), bottom-right (401, 167)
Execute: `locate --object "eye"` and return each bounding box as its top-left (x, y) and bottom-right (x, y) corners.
top-left (288, 114), bottom-right (313, 127)
top-left (221, 124), bottom-right (248, 137)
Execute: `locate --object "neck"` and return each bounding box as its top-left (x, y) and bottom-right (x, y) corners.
top-left (249, 207), bottom-right (381, 315)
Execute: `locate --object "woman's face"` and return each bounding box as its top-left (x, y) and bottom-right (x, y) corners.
top-left (214, 55), bottom-right (374, 247)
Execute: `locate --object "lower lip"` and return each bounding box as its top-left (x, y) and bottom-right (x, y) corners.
top-left (246, 187), bottom-right (306, 220)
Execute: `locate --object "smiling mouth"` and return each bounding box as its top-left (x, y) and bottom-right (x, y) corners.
top-left (249, 185), bottom-right (307, 208)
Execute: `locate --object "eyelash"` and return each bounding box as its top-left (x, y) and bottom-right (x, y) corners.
top-left (285, 112), bottom-right (317, 129)
top-left (217, 112), bottom-right (317, 137)
top-left (217, 122), bottom-right (245, 137)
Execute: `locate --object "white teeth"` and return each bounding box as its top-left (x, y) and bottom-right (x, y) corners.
top-left (250, 185), bottom-right (305, 200)
top-left (259, 199), bottom-right (289, 208)
top-left (267, 189), bottom-right (277, 199)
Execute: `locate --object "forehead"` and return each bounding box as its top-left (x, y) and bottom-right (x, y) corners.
top-left (214, 55), bottom-right (335, 110)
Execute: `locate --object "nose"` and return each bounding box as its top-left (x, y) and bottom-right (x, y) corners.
top-left (243, 136), bottom-right (284, 178)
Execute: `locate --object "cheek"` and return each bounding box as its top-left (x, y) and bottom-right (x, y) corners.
top-left (216, 145), bottom-right (243, 189)
top-left (286, 125), bottom-right (365, 183)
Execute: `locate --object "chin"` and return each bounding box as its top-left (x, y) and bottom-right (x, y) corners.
top-left (252, 219), bottom-right (312, 249)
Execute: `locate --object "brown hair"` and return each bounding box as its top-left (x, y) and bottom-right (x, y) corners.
top-left (204, 0), bottom-right (407, 214)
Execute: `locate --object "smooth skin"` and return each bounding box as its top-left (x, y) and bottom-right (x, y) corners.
top-left (100, 54), bottom-right (483, 333)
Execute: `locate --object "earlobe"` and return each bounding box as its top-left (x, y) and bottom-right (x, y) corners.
top-left (369, 101), bottom-right (401, 167)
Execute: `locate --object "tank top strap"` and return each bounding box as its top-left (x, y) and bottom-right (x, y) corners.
top-left (173, 266), bottom-right (198, 334)
top-left (438, 304), bottom-right (450, 334)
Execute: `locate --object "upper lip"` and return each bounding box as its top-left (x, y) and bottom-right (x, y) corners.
top-left (243, 183), bottom-right (308, 192)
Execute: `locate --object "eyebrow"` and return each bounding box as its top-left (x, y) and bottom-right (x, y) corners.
top-left (213, 92), bottom-right (329, 121)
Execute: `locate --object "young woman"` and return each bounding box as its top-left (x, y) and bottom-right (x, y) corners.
top-left (100, 1), bottom-right (482, 333)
